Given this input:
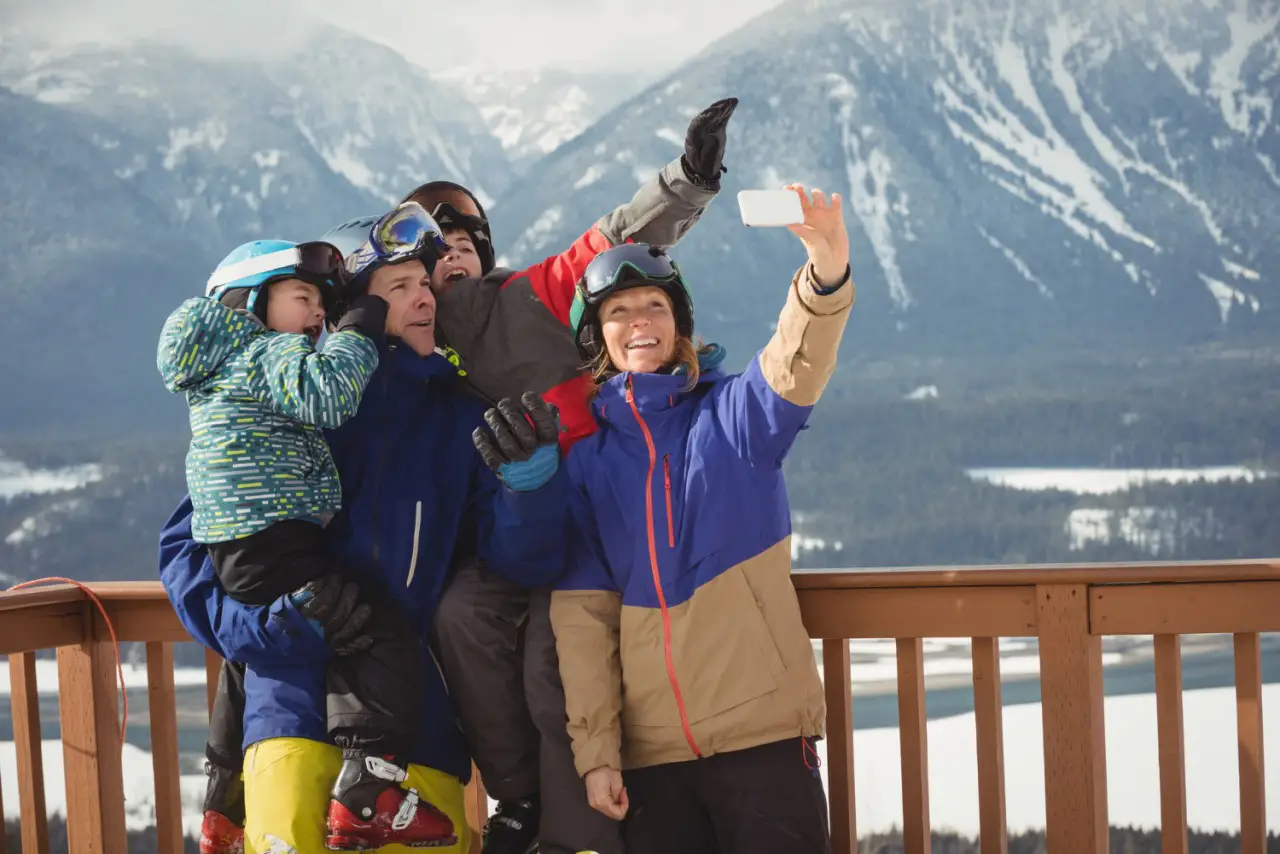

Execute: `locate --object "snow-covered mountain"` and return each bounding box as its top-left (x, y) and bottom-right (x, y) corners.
top-left (2, 0), bottom-right (1276, 435)
top-left (432, 65), bottom-right (651, 171)
top-left (493, 0), bottom-right (1279, 361)
top-left (0, 24), bottom-right (510, 235)
top-left (0, 18), bottom-right (511, 432)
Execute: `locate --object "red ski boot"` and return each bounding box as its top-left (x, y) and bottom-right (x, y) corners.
top-left (199, 761), bottom-right (245, 854)
top-left (199, 811), bottom-right (245, 854)
top-left (325, 754), bottom-right (457, 850)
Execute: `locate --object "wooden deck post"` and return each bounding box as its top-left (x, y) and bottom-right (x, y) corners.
top-left (1036, 584), bottom-right (1108, 854)
top-left (9, 652), bottom-right (50, 854)
top-left (57, 640), bottom-right (127, 854)
top-left (146, 642), bottom-right (185, 854)
top-left (823, 638), bottom-right (856, 854)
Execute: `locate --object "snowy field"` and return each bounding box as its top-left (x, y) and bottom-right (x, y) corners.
top-left (3, 674), bottom-right (1276, 838)
top-left (965, 465), bottom-right (1268, 495)
top-left (0, 659), bottom-right (209, 695)
top-left (813, 684), bottom-right (1280, 836)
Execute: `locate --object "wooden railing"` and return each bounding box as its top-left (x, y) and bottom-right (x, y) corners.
top-left (1, 560), bottom-right (1277, 854)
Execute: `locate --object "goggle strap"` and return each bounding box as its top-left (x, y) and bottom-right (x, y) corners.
top-left (206, 248), bottom-right (303, 293)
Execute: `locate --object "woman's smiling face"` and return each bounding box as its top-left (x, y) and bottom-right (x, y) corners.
top-left (600, 286), bottom-right (678, 374)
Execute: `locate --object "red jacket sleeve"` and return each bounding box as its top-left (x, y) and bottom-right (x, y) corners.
top-left (519, 225), bottom-right (614, 326)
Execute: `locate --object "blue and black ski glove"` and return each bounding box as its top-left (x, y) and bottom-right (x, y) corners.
top-left (472, 391), bottom-right (561, 492)
top-left (286, 573), bottom-right (374, 655)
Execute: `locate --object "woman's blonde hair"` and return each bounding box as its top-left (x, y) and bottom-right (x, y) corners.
top-left (588, 336), bottom-right (705, 395)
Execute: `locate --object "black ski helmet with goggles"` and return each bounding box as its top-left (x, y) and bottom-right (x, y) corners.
top-left (570, 243), bottom-right (695, 362)
top-left (400, 181), bottom-right (495, 274)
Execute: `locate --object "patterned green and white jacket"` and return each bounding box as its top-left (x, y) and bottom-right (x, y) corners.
top-left (157, 297), bottom-right (378, 543)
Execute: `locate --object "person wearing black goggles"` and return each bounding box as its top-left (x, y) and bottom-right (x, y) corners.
top-left (569, 243), bottom-right (696, 367)
top-left (550, 185), bottom-right (853, 854)
top-left (400, 181), bottom-right (496, 284)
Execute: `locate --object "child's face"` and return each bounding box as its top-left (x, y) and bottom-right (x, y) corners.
top-left (264, 278), bottom-right (326, 342)
top-left (429, 229), bottom-right (483, 294)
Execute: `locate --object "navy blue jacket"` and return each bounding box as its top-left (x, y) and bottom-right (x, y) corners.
top-left (158, 344), bottom-right (568, 782)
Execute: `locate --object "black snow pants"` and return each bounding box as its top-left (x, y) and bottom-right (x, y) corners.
top-left (622, 737), bottom-right (831, 854)
top-left (431, 562), bottom-right (625, 854)
top-left (204, 518), bottom-right (420, 772)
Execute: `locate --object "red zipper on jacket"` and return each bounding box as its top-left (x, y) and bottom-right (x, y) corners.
top-left (663, 455), bottom-right (675, 549)
top-left (626, 377), bottom-right (702, 758)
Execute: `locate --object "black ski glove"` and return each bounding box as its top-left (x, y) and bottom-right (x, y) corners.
top-left (287, 573), bottom-right (374, 656)
top-left (334, 294), bottom-right (388, 342)
top-left (472, 392), bottom-right (562, 492)
top-left (682, 97), bottom-right (739, 191)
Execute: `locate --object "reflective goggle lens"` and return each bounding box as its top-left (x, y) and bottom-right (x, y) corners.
top-left (373, 204), bottom-right (450, 261)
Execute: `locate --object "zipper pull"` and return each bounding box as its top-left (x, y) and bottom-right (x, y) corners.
top-left (625, 373), bottom-right (634, 405)
top-left (664, 454), bottom-right (671, 489)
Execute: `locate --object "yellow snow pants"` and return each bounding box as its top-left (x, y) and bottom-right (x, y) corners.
top-left (241, 737), bottom-right (471, 854)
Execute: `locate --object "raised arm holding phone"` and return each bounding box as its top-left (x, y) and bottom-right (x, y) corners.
top-left (549, 184), bottom-right (852, 854)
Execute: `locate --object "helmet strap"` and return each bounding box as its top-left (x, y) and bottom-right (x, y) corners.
top-left (219, 283), bottom-right (269, 325)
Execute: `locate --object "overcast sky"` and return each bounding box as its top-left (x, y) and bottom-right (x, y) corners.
top-left (5, 0), bottom-right (788, 73)
top-left (322, 0), bottom-right (788, 72)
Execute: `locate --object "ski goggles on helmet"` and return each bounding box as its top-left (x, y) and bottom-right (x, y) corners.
top-left (343, 202), bottom-right (451, 283)
top-left (405, 182), bottom-right (487, 223)
top-left (429, 202), bottom-right (490, 238)
top-left (578, 243), bottom-right (685, 306)
top-left (205, 241), bottom-right (345, 296)
top-left (570, 243), bottom-right (694, 360)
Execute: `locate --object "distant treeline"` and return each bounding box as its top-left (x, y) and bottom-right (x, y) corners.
top-left (6, 817), bottom-right (1277, 854)
top-left (785, 352), bottom-right (1280, 568)
top-left (2, 351), bottom-right (1278, 587)
top-left (863, 826), bottom-right (1280, 854)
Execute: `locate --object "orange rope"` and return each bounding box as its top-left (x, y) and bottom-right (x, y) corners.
top-left (5, 577), bottom-right (128, 746)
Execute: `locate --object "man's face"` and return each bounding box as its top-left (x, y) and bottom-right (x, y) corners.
top-left (429, 229), bottom-right (484, 294)
top-left (366, 260), bottom-right (436, 356)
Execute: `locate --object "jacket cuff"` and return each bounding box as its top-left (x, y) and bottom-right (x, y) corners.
top-left (573, 731), bottom-right (623, 778)
top-left (662, 156), bottom-right (719, 207)
top-left (501, 460), bottom-right (567, 506)
top-left (679, 155), bottom-right (721, 192)
top-left (264, 594), bottom-right (331, 659)
top-left (797, 263), bottom-right (855, 315)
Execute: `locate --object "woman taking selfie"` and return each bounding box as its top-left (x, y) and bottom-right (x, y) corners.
top-left (549, 185), bottom-right (852, 853)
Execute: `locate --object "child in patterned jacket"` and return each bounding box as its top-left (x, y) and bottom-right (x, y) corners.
top-left (158, 231), bottom-right (458, 849)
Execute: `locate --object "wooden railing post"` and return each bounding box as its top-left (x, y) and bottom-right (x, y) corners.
top-left (1036, 584), bottom-right (1108, 854)
top-left (56, 639), bottom-right (127, 854)
top-left (205, 647), bottom-right (221, 716)
top-left (972, 637), bottom-right (1008, 854)
top-left (1153, 634), bottom-right (1188, 854)
top-left (9, 652), bottom-right (49, 854)
top-left (146, 642), bottom-right (185, 854)
top-left (822, 638), bottom-right (856, 854)
top-left (897, 637), bottom-right (931, 854)
top-left (1233, 632), bottom-right (1267, 854)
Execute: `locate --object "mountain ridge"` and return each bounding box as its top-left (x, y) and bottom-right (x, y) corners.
top-left (491, 0), bottom-right (1277, 363)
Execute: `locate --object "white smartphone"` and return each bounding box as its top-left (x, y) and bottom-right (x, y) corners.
top-left (737, 189), bottom-right (804, 227)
